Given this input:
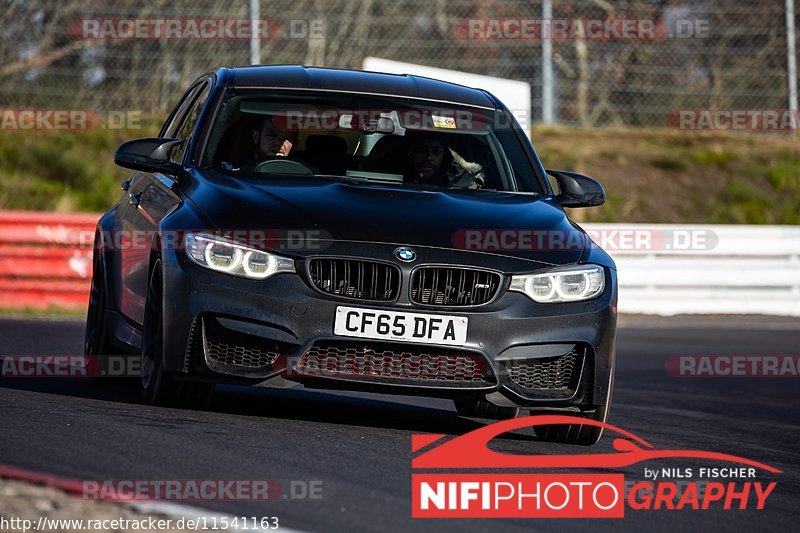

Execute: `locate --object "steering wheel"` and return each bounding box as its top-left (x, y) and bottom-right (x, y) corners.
top-left (252, 158), bottom-right (318, 176)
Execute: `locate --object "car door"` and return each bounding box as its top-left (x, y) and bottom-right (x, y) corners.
top-left (116, 79), bottom-right (212, 327)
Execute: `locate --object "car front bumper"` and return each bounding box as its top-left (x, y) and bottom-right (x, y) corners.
top-left (161, 247), bottom-right (617, 411)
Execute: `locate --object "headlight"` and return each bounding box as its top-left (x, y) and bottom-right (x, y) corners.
top-left (509, 264), bottom-right (605, 303)
top-left (183, 233), bottom-right (295, 280)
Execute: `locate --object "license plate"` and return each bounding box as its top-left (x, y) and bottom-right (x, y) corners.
top-left (333, 306), bottom-right (468, 346)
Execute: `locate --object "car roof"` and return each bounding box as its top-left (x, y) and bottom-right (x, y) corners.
top-left (221, 65), bottom-right (497, 109)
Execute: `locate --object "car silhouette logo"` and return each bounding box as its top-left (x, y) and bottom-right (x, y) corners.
top-left (395, 247), bottom-right (417, 262)
top-left (411, 415), bottom-right (781, 472)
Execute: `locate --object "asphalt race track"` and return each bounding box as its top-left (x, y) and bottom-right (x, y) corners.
top-left (1, 316), bottom-right (798, 532)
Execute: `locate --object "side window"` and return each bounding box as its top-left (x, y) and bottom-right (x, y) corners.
top-left (161, 83), bottom-right (203, 138)
top-left (170, 83), bottom-right (211, 164)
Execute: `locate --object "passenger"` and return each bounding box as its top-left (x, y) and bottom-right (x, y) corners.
top-left (403, 134), bottom-right (484, 189)
top-left (403, 135), bottom-right (451, 185)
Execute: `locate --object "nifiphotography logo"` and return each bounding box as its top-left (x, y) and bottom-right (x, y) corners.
top-left (411, 415), bottom-right (780, 518)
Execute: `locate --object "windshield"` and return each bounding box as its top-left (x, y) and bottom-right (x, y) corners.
top-left (202, 89), bottom-right (544, 194)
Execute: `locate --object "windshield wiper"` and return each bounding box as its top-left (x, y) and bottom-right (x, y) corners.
top-left (311, 174), bottom-right (406, 185)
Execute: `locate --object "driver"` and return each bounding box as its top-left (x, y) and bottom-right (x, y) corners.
top-left (251, 115), bottom-right (298, 158)
top-left (217, 115), bottom-right (301, 172)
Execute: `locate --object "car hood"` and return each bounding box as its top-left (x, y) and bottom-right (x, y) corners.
top-left (187, 171), bottom-right (587, 266)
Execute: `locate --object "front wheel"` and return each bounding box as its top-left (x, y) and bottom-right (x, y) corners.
top-left (141, 260), bottom-right (214, 409)
top-left (531, 373), bottom-right (615, 446)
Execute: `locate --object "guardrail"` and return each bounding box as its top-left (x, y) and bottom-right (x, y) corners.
top-left (584, 224), bottom-right (800, 317)
top-left (0, 211), bottom-right (97, 311)
top-left (0, 211), bottom-right (798, 316)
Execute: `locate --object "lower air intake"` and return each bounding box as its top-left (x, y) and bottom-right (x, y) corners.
top-left (294, 340), bottom-right (495, 387)
top-left (198, 317), bottom-right (295, 376)
top-left (504, 347), bottom-right (583, 391)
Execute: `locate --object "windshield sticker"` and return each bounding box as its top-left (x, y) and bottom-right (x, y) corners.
top-left (432, 114), bottom-right (457, 129)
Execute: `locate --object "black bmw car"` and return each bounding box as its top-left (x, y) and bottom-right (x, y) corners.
top-left (86, 65), bottom-right (617, 445)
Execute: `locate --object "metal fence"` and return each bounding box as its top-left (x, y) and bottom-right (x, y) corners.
top-left (0, 0), bottom-right (797, 127)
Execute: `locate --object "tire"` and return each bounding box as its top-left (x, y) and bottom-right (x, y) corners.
top-left (140, 259), bottom-right (215, 409)
top-left (84, 248), bottom-right (121, 383)
top-left (454, 399), bottom-right (520, 420)
top-left (532, 373), bottom-right (615, 446)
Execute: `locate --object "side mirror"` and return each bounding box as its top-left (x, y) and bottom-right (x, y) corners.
top-left (114, 137), bottom-right (184, 174)
top-left (547, 169), bottom-right (606, 208)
